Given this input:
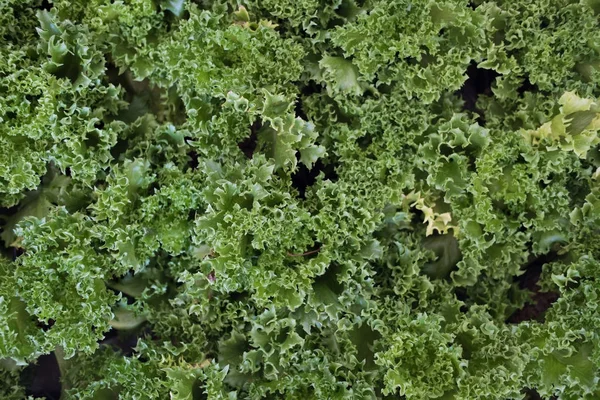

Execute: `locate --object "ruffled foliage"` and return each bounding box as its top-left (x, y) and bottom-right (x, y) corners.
top-left (0, 0), bottom-right (599, 399)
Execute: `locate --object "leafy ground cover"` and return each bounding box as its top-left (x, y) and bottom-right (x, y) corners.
top-left (1, 0), bottom-right (599, 399)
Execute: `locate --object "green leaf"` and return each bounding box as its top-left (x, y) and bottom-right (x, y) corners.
top-left (319, 56), bottom-right (363, 97)
top-left (161, 0), bottom-right (185, 17)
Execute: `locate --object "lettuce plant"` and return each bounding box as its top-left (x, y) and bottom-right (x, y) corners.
top-left (0, 0), bottom-right (599, 399)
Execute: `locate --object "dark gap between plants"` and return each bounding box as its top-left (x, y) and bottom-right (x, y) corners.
top-left (12, 247), bottom-right (25, 261)
top-left (105, 61), bottom-right (141, 103)
top-left (356, 133), bottom-right (374, 151)
top-left (22, 353), bottom-right (62, 400)
top-left (229, 290), bottom-right (250, 303)
top-left (458, 61), bottom-right (500, 125)
top-left (312, 262), bottom-right (343, 295)
top-left (517, 76), bottom-right (538, 95)
top-left (506, 251), bottom-right (560, 324)
top-left (522, 388), bottom-right (557, 400)
top-left (468, 1), bottom-right (479, 10)
top-left (100, 327), bottom-right (144, 357)
top-left (37, 319), bottom-right (55, 332)
top-left (192, 381), bottom-right (208, 399)
top-left (295, 97), bottom-right (309, 121)
top-left (0, 203), bottom-right (20, 219)
top-left (39, 0), bottom-right (53, 11)
top-left (291, 159), bottom-right (338, 199)
top-left (188, 150), bottom-right (200, 170)
top-left (303, 80), bottom-right (325, 95)
top-left (455, 287), bottom-right (469, 313)
top-left (238, 121), bottom-right (260, 159)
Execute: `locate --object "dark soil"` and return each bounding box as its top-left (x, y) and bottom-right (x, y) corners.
top-left (507, 253), bottom-right (560, 324)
